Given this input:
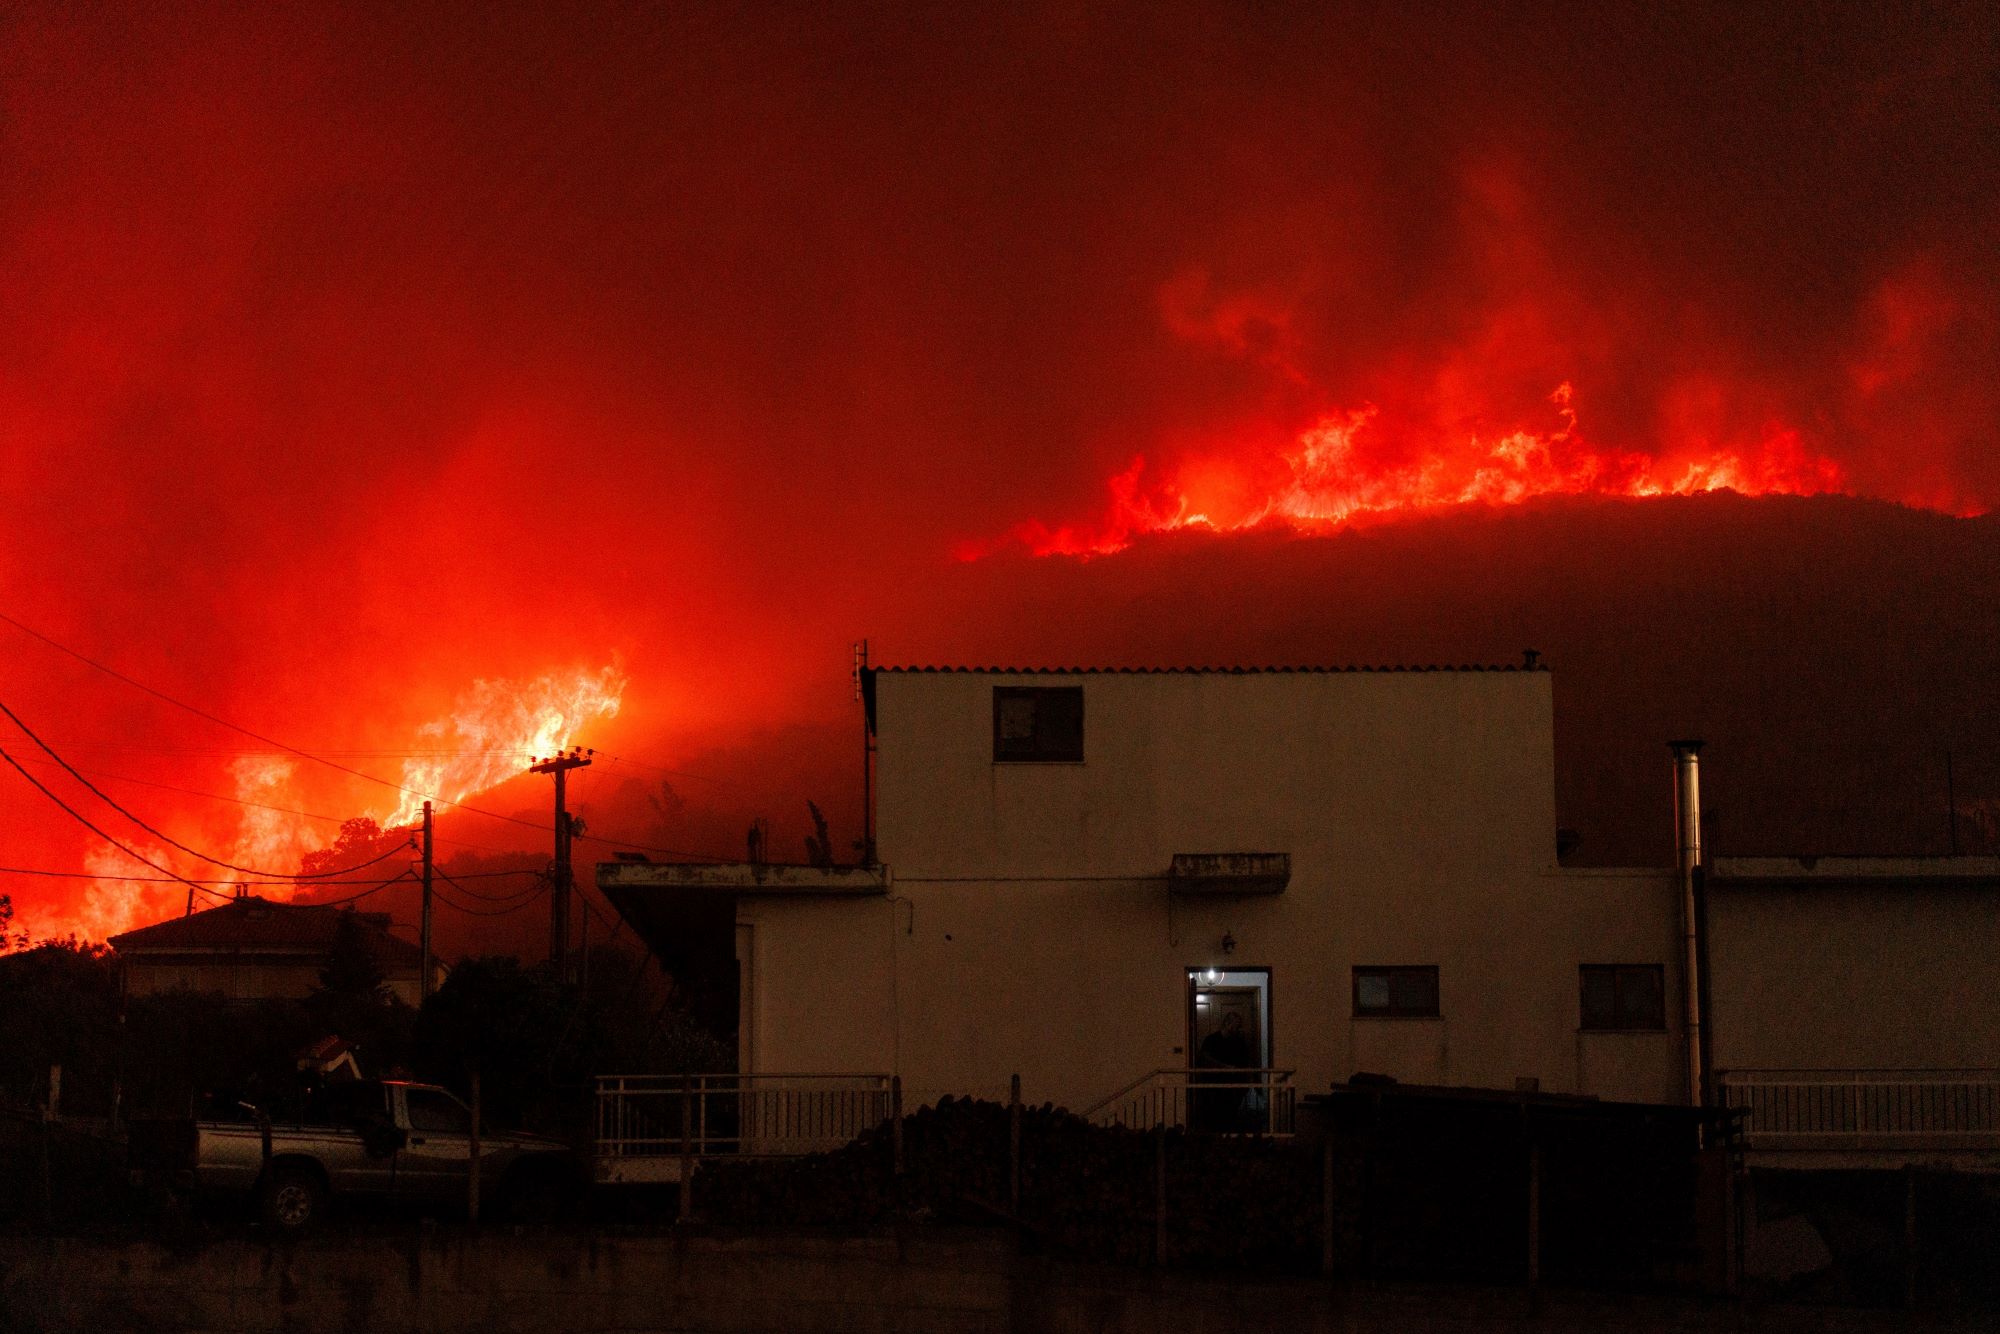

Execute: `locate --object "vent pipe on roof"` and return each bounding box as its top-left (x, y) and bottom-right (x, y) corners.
top-left (1670, 741), bottom-right (1704, 1108)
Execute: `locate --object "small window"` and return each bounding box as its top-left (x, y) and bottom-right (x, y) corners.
top-left (1353, 965), bottom-right (1439, 1018)
top-left (404, 1088), bottom-right (472, 1135)
top-left (993, 686), bottom-right (1084, 763)
top-left (1580, 965), bottom-right (1666, 1031)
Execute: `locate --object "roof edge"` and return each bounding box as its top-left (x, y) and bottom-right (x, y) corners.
top-left (872, 663), bottom-right (1547, 675)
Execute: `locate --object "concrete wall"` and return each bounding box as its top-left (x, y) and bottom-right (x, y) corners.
top-left (1708, 882), bottom-right (2000, 1072)
top-left (741, 669), bottom-right (1686, 1112)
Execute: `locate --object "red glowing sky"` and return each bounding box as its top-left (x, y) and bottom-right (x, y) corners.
top-left (2, 3), bottom-right (1996, 942)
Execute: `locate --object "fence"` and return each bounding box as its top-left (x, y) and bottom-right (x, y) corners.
top-left (594, 1074), bottom-right (893, 1182)
top-left (1718, 1069), bottom-right (2000, 1150)
top-left (1082, 1068), bottom-right (1296, 1137)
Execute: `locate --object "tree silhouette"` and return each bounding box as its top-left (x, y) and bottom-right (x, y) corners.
top-left (314, 909), bottom-right (387, 1006)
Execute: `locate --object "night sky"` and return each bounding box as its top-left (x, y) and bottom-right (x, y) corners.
top-left (2, 2), bottom-right (1995, 943)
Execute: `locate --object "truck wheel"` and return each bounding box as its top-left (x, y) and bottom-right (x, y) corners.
top-left (259, 1166), bottom-right (325, 1232)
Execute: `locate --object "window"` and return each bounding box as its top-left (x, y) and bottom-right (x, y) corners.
top-left (1580, 965), bottom-right (1666, 1031)
top-left (1352, 965), bottom-right (1439, 1018)
top-left (404, 1088), bottom-right (472, 1135)
top-left (320, 1081), bottom-right (388, 1126)
top-left (993, 686), bottom-right (1084, 763)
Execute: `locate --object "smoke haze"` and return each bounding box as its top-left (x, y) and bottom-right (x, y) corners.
top-left (2, 3), bottom-right (1994, 940)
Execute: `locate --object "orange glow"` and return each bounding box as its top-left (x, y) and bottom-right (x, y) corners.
top-left (383, 664), bottom-right (627, 828)
top-left (35, 665), bottom-right (627, 943)
top-left (965, 381), bottom-right (1943, 560)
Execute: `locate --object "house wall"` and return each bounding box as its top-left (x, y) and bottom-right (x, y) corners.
top-left (123, 957), bottom-right (426, 1007)
top-left (743, 670), bottom-right (1686, 1112)
top-left (1708, 883), bottom-right (2000, 1072)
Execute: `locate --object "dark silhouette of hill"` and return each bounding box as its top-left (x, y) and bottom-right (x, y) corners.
top-left (892, 493), bottom-right (2000, 866)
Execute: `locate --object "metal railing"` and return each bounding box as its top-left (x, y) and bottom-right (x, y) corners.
top-left (595, 1073), bottom-right (893, 1163)
top-left (1718, 1069), bottom-right (2000, 1150)
top-left (1082, 1068), bottom-right (1296, 1137)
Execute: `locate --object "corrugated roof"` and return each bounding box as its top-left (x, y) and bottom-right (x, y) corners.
top-left (109, 896), bottom-right (421, 966)
top-left (872, 663), bottom-right (1546, 674)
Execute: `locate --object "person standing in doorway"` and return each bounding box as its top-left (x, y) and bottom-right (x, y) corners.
top-left (1194, 1009), bottom-right (1254, 1131)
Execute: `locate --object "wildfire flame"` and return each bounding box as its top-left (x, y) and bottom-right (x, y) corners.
top-left (27, 664), bottom-right (627, 944)
top-left (384, 664), bottom-right (627, 828)
top-left (967, 382), bottom-right (1867, 559)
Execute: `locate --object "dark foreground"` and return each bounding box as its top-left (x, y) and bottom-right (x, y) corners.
top-left (0, 1226), bottom-right (1991, 1334)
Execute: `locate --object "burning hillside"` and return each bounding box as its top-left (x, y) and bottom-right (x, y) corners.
top-left (24, 665), bottom-right (625, 944)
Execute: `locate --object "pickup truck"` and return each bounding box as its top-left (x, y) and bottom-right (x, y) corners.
top-left (132, 1079), bottom-right (578, 1231)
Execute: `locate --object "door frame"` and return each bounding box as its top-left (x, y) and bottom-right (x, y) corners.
top-left (1184, 965), bottom-right (1273, 1069)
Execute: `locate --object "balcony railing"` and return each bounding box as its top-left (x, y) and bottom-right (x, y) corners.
top-left (1082, 1068), bottom-right (1296, 1137)
top-left (594, 1073), bottom-right (892, 1180)
top-left (1718, 1069), bottom-right (2000, 1152)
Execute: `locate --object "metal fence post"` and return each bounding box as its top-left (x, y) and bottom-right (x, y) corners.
top-left (1009, 1074), bottom-right (1022, 1216)
top-left (1904, 1166), bottom-right (1919, 1309)
top-left (679, 1074), bottom-right (694, 1223)
top-left (1153, 1123), bottom-right (1168, 1267)
top-left (1526, 1140), bottom-right (1541, 1292)
top-left (891, 1076), bottom-right (904, 1176)
top-left (1321, 1134), bottom-right (1336, 1276)
top-left (468, 1071), bottom-right (482, 1226)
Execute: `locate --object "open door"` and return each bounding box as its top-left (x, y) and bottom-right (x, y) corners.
top-left (1187, 967), bottom-right (1272, 1132)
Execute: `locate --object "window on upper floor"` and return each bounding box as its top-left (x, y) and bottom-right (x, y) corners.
top-left (1579, 964), bottom-right (1666, 1031)
top-left (1352, 965), bottom-right (1440, 1018)
top-left (993, 686), bottom-right (1084, 763)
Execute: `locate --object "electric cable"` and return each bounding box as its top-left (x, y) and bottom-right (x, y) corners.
top-left (0, 741), bottom-right (229, 900)
top-left (0, 608), bottom-right (732, 861)
top-left (292, 869), bottom-right (417, 908)
top-left (0, 863), bottom-right (534, 885)
top-left (0, 694), bottom-right (417, 879)
top-left (5, 753), bottom-right (542, 857)
top-left (431, 875), bottom-right (549, 916)
top-left (432, 867), bottom-right (544, 903)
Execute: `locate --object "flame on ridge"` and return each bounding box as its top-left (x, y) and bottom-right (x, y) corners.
top-left (968, 382), bottom-right (1864, 560)
top-left (960, 384), bottom-right (1896, 560)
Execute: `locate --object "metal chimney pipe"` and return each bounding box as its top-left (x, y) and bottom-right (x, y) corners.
top-left (1670, 741), bottom-right (1704, 1107)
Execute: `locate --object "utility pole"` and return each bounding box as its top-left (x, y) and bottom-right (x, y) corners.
top-left (420, 801), bottom-right (434, 1002)
top-left (530, 748), bottom-right (592, 979)
top-left (854, 639), bottom-right (875, 865)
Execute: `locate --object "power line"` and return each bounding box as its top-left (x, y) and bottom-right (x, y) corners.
top-left (0, 742), bottom-right (221, 899)
top-left (0, 864), bottom-right (535, 885)
top-left (431, 872), bottom-right (549, 917)
top-left (291, 870), bottom-right (418, 908)
top-left (9, 755), bottom-right (351, 825)
top-left (6, 753), bottom-right (535, 858)
top-left (0, 607), bottom-right (544, 826)
top-left (0, 693), bottom-right (414, 880)
top-left (432, 868), bottom-right (545, 903)
top-left (0, 607), bottom-right (729, 861)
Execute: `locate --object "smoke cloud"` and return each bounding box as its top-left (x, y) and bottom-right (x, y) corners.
top-left (2, 3), bottom-right (1995, 939)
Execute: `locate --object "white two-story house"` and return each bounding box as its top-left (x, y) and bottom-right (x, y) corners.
top-left (603, 662), bottom-right (1691, 1120)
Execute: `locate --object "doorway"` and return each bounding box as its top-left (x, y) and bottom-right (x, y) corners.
top-left (1186, 966), bottom-right (1272, 1133)
top-left (1186, 967), bottom-right (1271, 1069)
